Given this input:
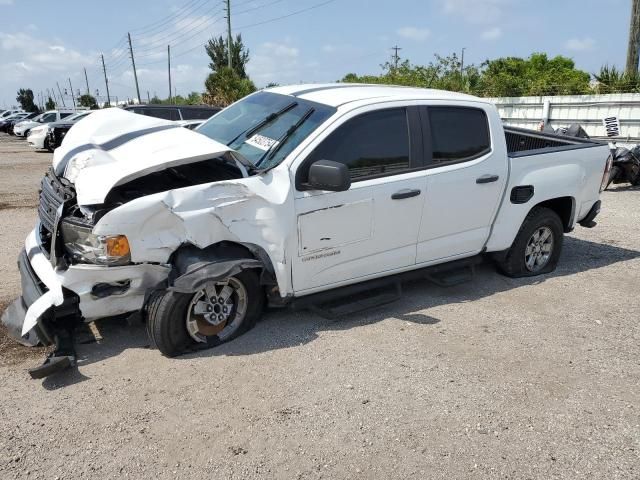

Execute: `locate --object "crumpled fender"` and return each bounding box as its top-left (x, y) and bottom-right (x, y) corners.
top-left (94, 167), bottom-right (295, 297)
top-left (170, 259), bottom-right (263, 293)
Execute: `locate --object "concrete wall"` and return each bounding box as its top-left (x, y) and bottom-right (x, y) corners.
top-left (489, 93), bottom-right (640, 145)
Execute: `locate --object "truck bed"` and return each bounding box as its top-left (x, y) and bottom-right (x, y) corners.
top-left (504, 126), bottom-right (605, 157)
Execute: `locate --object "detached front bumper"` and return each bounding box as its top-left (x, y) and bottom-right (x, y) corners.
top-left (1, 228), bottom-right (170, 346)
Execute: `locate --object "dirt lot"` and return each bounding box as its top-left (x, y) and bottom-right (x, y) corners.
top-left (0, 132), bottom-right (638, 479)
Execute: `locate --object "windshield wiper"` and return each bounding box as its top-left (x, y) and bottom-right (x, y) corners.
top-left (255, 107), bottom-right (315, 169)
top-left (225, 101), bottom-right (298, 147)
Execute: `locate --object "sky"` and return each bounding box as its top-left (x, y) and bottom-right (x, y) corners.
top-left (0, 0), bottom-right (633, 108)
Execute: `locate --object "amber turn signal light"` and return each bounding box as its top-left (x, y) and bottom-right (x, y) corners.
top-left (105, 235), bottom-right (130, 257)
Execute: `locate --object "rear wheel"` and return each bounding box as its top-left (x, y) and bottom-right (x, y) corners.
top-left (496, 207), bottom-right (564, 278)
top-left (146, 270), bottom-right (263, 357)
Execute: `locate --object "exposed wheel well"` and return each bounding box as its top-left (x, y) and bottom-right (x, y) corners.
top-left (169, 241), bottom-right (277, 286)
top-left (532, 197), bottom-right (575, 233)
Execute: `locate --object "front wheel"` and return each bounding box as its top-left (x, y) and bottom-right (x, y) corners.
top-left (496, 207), bottom-right (564, 278)
top-left (146, 270), bottom-right (264, 357)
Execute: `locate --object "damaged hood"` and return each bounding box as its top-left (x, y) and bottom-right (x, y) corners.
top-left (52, 108), bottom-right (235, 205)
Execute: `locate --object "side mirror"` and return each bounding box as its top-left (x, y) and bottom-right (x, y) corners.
top-left (307, 160), bottom-right (351, 192)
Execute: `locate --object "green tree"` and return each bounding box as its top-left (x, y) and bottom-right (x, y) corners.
top-left (342, 54), bottom-right (481, 93)
top-left (45, 96), bottom-right (55, 110)
top-left (185, 91), bottom-right (202, 104)
top-left (78, 94), bottom-right (98, 109)
top-left (205, 66), bottom-right (256, 107)
top-left (205, 34), bottom-right (250, 78)
top-left (593, 65), bottom-right (640, 93)
top-left (342, 52), bottom-right (590, 97)
top-left (150, 95), bottom-right (163, 104)
top-left (477, 53), bottom-right (591, 97)
top-left (16, 88), bottom-right (39, 112)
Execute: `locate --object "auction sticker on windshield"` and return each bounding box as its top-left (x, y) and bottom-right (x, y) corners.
top-left (246, 134), bottom-right (279, 151)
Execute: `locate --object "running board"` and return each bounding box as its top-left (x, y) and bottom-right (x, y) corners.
top-left (311, 283), bottom-right (402, 319)
top-left (426, 265), bottom-right (475, 287)
top-left (291, 255), bottom-right (483, 317)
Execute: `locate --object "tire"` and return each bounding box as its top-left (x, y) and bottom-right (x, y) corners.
top-left (496, 207), bottom-right (564, 278)
top-left (146, 270), bottom-right (264, 357)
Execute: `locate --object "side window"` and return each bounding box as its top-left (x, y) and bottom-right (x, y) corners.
top-left (180, 108), bottom-right (219, 120)
top-left (306, 108), bottom-right (410, 181)
top-left (60, 112), bottom-right (74, 119)
top-left (41, 113), bottom-right (57, 122)
top-left (428, 107), bottom-right (490, 164)
top-left (144, 108), bottom-right (179, 121)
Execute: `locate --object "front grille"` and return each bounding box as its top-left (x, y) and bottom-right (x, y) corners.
top-left (38, 168), bottom-right (76, 256)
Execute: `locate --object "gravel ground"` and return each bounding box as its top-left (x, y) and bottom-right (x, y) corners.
top-left (0, 132), bottom-right (638, 479)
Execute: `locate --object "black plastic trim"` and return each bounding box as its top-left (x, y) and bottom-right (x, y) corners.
top-left (509, 142), bottom-right (605, 158)
top-left (578, 200), bottom-right (601, 228)
top-left (510, 185), bottom-right (535, 204)
top-left (391, 188), bottom-right (421, 200)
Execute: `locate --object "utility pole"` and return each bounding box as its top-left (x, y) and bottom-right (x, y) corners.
top-left (225, 0), bottom-right (232, 69)
top-left (460, 47), bottom-right (466, 90)
top-left (147, 91), bottom-right (151, 103)
top-left (391, 45), bottom-right (402, 69)
top-left (100, 54), bottom-right (111, 107)
top-left (68, 78), bottom-right (76, 109)
top-left (627, 0), bottom-right (640, 76)
top-left (127, 32), bottom-right (142, 104)
top-left (56, 82), bottom-right (66, 107)
top-left (168, 45), bottom-right (172, 104)
top-left (50, 87), bottom-right (57, 107)
top-left (83, 67), bottom-right (90, 96)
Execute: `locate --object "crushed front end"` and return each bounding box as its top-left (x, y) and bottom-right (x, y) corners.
top-left (1, 168), bottom-right (169, 378)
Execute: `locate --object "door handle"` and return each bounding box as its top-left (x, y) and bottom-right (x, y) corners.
top-left (391, 189), bottom-right (421, 200)
top-left (476, 174), bottom-right (500, 184)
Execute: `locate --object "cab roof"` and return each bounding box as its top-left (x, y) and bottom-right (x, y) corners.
top-left (266, 83), bottom-right (487, 108)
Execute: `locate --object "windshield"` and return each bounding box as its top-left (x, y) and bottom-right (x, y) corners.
top-left (197, 91), bottom-right (335, 169)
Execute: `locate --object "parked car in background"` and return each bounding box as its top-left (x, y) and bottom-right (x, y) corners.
top-left (0, 112), bottom-right (31, 133)
top-left (45, 111), bottom-right (94, 150)
top-left (13, 109), bottom-right (78, 137)
top-left (0, 109), bottom-right (24, 119)
top-left (7, 112), bottom-right (40, 135)
top-left (124, 104), bottom-right (220, 121)
top-left (26, 124), bottom-right (51, 150)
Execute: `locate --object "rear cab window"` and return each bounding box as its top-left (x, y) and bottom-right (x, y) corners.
top-left (426, 107), bottom-right (491, 165)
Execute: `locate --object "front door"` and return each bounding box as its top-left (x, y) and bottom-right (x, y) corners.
top-left (292, 107), bottom-right (427, 294)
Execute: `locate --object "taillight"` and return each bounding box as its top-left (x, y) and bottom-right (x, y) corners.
top-left (600, 154), bottom-right (613, 192)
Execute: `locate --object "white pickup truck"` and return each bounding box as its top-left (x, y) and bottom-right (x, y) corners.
top-left (2, 84), bottom-right (612, 377)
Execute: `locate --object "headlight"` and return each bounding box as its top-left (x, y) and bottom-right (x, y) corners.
top-left (60, 220), bottom-right (131, 266)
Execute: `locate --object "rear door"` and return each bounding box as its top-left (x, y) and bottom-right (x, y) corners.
top-left (416, 105), bottom-right (508, 264)
top-left (292, 106), bottom-right (428, 293)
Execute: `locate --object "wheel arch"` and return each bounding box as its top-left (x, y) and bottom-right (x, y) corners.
top-left (531, 196), bottom-right (575, 233)
top-left (168, 241), bottom-right (278, 292)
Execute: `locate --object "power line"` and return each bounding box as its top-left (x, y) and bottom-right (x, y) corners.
top-left (133, 9), bottom-right (225, 56)
top-left (131, 0), bottom-right (211, 35)
top-left (236, 0), bottom-right (337, 30)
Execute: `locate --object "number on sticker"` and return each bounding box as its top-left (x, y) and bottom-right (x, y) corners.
top-left (602, 117), bottom-right (621, 138)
